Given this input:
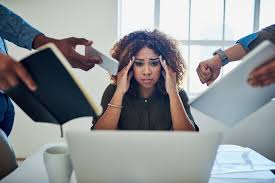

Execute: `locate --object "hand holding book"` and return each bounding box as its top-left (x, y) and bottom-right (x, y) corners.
top-left (5, 43), bottom-right (102, 136)
top-left (0, 53), bottom-right (37, 92)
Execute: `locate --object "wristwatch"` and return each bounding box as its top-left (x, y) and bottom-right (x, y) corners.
top-left (213, 49), bottom-right (229, 66)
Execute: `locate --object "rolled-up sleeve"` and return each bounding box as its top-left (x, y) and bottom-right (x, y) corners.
top-left (237, 24), bottom-right (275, 52)
top-left (0, 5), bottom-right (42, 50)
top-left (236, 33), bottom-right (258, 51)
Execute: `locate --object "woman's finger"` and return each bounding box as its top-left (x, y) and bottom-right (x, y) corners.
top-left (127, 71), bottom-right (133, 83)
top-left (125, 57), bottom-right (135, 73)
top-left (162, 70), bottom-right (166, 79)
top-left (159, 56), bottom-right (168, 72)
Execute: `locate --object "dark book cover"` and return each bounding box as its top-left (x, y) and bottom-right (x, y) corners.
top-left (6, 43), bottom-right (102, 126)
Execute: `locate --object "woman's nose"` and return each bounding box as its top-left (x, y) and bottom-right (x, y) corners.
top-left (142, 65), bottom-right (152, 75)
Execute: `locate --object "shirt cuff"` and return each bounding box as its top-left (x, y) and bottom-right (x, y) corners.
top-left (236, 33), bottom-right (258, 51)
top-left (19, 27), bottom-right (43, 50)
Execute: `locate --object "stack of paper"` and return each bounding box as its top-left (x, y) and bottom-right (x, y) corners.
top-left (211, 145), bottom-right (275, 179)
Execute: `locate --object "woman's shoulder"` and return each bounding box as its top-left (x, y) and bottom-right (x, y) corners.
top-left (178, 89), bottom-right (188, 97)
top-left (105, 84), bottom-right (117, 91)
top-left (178, 89), bottom-right (190, 103)
top-left (102, 84), bottom-right (117, 97)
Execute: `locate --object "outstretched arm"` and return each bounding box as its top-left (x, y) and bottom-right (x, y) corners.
top-left (196, 44), bottom-right (247, 86)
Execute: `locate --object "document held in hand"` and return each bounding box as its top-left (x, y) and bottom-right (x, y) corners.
top-left (85, 46), bottom-right (119, 75)
top-left (190, 41), bottom-right (275, 126)
top-left (5, 43), bottom-right (102, 125)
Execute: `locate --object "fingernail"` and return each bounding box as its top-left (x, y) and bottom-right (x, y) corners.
top-left (86, 40), bottom-right (93, 46)
top-left (247, 80), bottom-right (253, 86)
top-left (263, 80), bottom-right (271, 86)
top-left (91, 57), bottom-right (102, 64)
top-left (249, 73), bottom-right (255, 80)
top-left (249, 81), bottom-right (259, 87)
top-left (31, 85), bottom-right (37, 91)
top-left (248, 78), bottom-right (257, 85)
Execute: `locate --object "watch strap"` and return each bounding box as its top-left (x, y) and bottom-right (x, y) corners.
top-left (213, 49), bottom-right (229, 66)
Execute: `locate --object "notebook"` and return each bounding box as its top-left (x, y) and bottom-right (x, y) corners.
top-left (5, 43), bottom-right (102, 126)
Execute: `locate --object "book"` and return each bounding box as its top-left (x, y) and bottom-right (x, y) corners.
top-left (85, 46), bottom-right (119, 75)
top-left (6, 43), bottom-right (103, 126)
top-left (190, 40), bottom-right (275, 126)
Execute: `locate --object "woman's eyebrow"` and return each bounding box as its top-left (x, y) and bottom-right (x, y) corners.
top-left (135, 57), bottom-right (159, 61)
top-left (149, 58), bottom-right (160, 61)
top-left (134, 59), bottom-right (144, 62)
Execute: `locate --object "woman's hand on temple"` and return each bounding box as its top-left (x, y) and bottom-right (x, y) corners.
top-left (115, 57), bottom-right (134, 95)
top-left (160, 56), bottom-right (178, 96)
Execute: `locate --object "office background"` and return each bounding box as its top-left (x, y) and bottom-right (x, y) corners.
top-left (2, 0), bottom-right (275, 161)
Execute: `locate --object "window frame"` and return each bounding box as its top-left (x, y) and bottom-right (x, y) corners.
top-left (119, 0), bottom-right (263, 96)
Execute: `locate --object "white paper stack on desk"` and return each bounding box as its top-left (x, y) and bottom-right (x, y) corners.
top-left (211, 145), bottom-right (275, 179)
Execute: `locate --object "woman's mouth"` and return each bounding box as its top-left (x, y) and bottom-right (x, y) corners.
top-left (141, 79), bottom-right (153, 83)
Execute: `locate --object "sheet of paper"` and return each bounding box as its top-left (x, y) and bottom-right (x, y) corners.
top-left (212, 145), bottom-right (275, 175)
top-left (85, 46), bottom-right (119, 75)
top-left (211, 170), bottom-right (275, 179)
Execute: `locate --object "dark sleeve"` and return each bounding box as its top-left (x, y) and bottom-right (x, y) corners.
top-left (248, 24), bottom-right (275, 51)
top-left (179, 90), bottom-right (199, 131)
top-left (91, 84), bottom-right (116, 129)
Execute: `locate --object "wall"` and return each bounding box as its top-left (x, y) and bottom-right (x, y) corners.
top-left (2, 0), bottom-right (118, 157)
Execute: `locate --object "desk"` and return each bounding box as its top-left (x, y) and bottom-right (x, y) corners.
top-left (2, 144), bottom-right (275, 183)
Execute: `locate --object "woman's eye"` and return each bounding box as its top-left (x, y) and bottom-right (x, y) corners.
top-left (134, 62), bottom-right (143, 67)
top-left (150, 61), bottom-right (159, 67)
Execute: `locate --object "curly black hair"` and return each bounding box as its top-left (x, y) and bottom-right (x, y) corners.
top-left (110, 29), bottom-right (186, 96)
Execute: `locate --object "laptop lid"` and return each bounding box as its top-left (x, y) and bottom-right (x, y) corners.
top-left (66, 131), bottom-right (222, 183)
top-left (190, 41), bottom-right (275, 126)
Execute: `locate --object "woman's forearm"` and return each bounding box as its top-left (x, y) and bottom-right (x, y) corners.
top-left (169, 92), bottom-right (196, 131)
top-left (95, 91), bottom-right (124, 129)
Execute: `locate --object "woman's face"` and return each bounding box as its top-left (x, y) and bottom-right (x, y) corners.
top-left (133, 47), bottom-right (161, 90)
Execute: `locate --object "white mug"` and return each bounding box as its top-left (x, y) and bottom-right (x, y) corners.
top-left (43, 146), bottom-right (73, 183)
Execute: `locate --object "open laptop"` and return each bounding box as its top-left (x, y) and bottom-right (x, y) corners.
top-left (190, 41), bottom-right (275, 126)
top-left (66, 131), bottom-right (222, 183)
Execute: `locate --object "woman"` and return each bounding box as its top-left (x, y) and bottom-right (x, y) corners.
top-left (92, 30), bottom-right (198, 131)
